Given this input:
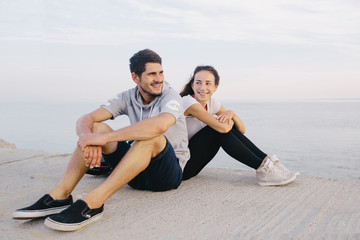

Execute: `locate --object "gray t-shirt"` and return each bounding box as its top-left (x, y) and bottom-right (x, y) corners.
top-left (101, 82), bottom-right (190, 170)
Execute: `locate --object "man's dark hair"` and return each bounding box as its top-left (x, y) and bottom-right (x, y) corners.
top-left (180, 65), bottom-right (220, 97)
top-left (129, 49), bottom-right (162, 76)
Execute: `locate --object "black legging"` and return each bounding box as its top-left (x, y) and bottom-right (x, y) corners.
top-left (183, 126), bottom-right (267, 180)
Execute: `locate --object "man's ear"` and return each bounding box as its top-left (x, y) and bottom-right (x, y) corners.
top-left (132, 72), bottom-right (140, 84)
top-left (214, 84), bottom-right (219, 92)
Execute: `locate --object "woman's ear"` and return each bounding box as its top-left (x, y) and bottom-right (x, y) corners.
top-left (214, 84), bottom-right (219, 92)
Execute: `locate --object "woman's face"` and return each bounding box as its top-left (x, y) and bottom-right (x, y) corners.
top-left (191, 70), bottom-right (218, 105)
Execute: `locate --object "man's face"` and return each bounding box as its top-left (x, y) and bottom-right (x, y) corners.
top-left (133, 62), bottom-right (164, 104)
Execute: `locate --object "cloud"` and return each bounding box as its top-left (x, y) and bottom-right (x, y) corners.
top-left (0, 0), bottom-right (359, 55)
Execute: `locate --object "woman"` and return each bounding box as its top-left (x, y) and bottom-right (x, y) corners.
top-left (181, 65), bottom-right (298, 186)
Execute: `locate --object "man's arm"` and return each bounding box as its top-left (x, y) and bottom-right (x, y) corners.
top-left (77, 112), bottom-right (176, 149)
top-left (76, 107), bottom-right (113, 168)
top-left (76, 107), bottom-right (113, 137)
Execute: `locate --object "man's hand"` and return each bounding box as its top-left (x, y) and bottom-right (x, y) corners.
top-left (78, 133), bottom-right (108, 169)
top-left (78, 133), bottom-right (108, 149)
top-left (83, 146), bottom-right (102, 169)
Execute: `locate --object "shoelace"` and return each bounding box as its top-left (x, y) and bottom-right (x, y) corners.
top-left (272, 159), bottom-right (290, 173)
top-left (270, 155), bottom-right (291, 172)
top-left (265, 162), bottom-right (289, 178)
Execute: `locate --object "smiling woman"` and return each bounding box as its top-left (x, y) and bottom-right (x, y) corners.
top-left (189, 68), bottom-right (219, 108)
top-left (180, 65), bottom-right (299, 186)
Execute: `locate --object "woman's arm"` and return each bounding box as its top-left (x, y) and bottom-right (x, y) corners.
top-left (216, 105), bottom-right (246, 134)
top-left (185, 103), bottom-right (234, 133)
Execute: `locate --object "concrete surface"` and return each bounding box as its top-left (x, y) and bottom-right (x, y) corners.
top-left (1, 148), bottom-right (360, 239)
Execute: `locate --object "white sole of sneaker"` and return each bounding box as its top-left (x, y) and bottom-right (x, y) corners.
top-left (44, 212), bottom-right (104, 231)
top-left (12, 205), bottom-right (71, 220)
top-left (257, 174), bottom-right (297, 186)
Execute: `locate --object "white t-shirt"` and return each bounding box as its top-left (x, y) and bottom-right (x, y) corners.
top-left (182, 95), bottom-right (221, 140)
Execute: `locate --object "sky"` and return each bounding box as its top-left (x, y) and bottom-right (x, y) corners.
top-left (1, 0), bottom-right (360, 102)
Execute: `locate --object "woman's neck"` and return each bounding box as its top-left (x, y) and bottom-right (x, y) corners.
top-left (197, 99), bottom-right (208, 110)
top-left (192, 95), bottom-right (207, 109)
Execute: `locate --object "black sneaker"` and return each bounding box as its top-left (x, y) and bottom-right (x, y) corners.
top-left (12, 194), bottom-right (73, 220)
top-left (44, 200), bottom-right (104, 231)
top-left (86, 162), bottom-right (113, 176)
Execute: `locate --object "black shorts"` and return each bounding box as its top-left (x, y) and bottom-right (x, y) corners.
top-left (102, 139), bottom-right (183, 192)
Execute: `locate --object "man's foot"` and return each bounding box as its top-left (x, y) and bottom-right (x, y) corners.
top-left (44, 200), bottom-right (104, 231)
top-left (270, 155), bottom-right (300, 176)
top-left (256, 158), bottom-right (297, 186)
top-left (12, 194), bottom-right (73, 220)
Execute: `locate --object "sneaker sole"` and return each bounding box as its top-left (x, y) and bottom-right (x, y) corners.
top-left (12, 205), bottom-right (71, 220)
top-left (44, 212), bottom-right (104, 231)
top-left (257, 174), bottom-right (297, 186)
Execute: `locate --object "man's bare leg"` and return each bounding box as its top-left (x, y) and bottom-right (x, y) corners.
top-left (48, 121), bottom-right (167, 208)
top-left (49, 123), bottom-right (118, 200)
top-left (48, 147), bottom-right (89, 200)
top-left (82, 135), bottom-right (167, 209)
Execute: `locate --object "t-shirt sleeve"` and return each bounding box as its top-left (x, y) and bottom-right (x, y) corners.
top-left (182, 95), bottom-right (200, 111)
top-left (159, 90), bottom-right (184, 120)
top-left (211, 97), bottom-right (221, 115)
top-left (101, 91), bottom-right (129, 119)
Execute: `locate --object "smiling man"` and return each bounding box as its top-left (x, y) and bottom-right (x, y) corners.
top-left (12, 49), bottom-right (190, 231)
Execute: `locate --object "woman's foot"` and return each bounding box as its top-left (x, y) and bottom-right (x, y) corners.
top-left (270, 155), bottom-right (300, 176)
top-left (256, 158), bottom-right (297, 186)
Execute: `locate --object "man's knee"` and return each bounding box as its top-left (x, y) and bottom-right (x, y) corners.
top-left (92, 122), bottom-right (113, 134)
top-left (91, 123), bottom-right (118, 154)
top-left (134, 135), bottom-right (166, 158)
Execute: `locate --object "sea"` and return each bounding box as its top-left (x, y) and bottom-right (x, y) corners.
top-left (1, 99), bottom-right (359, 180)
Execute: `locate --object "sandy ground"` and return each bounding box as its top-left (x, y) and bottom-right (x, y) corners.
top-left (1, 147), bottom-right (360, 240)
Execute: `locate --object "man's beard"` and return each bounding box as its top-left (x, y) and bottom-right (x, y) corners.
top-left (139, 84), bottom-right (162, 99)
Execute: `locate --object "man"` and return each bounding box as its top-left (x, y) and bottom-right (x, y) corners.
top-left (12, 49), bottom-right (190, 231)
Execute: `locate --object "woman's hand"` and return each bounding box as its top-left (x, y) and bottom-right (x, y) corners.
top-left (217, 110), bottom-right (234, 125)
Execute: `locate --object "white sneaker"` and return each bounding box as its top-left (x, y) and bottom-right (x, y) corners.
top-left (256, 158), bottom-right (297, 186)
top-left (270, 155), bottom-right (300, 176)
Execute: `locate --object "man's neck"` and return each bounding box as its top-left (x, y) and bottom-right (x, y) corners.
top-left (138, 90), bottom-right (155, 105)
top-left (141, 95), bottom-right (155, 105)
